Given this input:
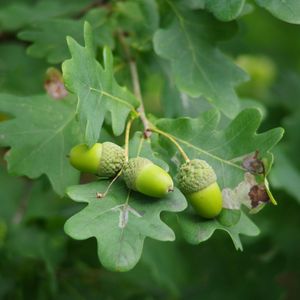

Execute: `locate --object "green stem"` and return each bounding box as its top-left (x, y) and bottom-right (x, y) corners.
top-left (149, 126), bottom-right (190, 163)
top-left (96, 170), bottom-right (123, 199)
top-left (124, 117), bottom-right (135, 162)
top-left (96, 115), bottom-right (135, 199)
top-left (136, 135), bottom-right (145, 157)
top-left (118, 29), bottom-right (190, 161)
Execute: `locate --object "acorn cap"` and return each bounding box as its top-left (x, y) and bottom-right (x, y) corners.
top-left (177, 159), bottom-right (217, 194)
top-left (98, 142), bottom-right (125, 177)
top-left (122, 157), bottom-right (153, 190)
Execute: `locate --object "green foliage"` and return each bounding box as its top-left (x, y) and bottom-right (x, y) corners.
top-left (155, 109), bottom-right (283, 188)
top-left (179, 210), bottom-right (259, 250)
top-left (187, 0), bottom-right (300, 24)
top-left (256, 0), bottom-right (300, 24)
top-left (0, 0), bottom-right (93, 31)
top-left (65, 181), bottom-right (186, 272)
top-left (115, 0), bottom-right (159, 50)
top-left (0, 166), bottom-right (24, 221)
top-left (186, 0), bottom-right (246, 21)
top-left (206, 0), bottom-right (246, 21)
top-left (63, 23), bottom-right (139, 146)
top-left (270, 147), bottom-right (300, 203)
top-left (0, 44), bottom-right (47, 95)
top-left (154, 2), bottom-right (248, 118)
top-left (154, 109), bottom-right (282, 245)
top-left (18, 8), bottom-right (115, 64)
top-left (0, 94), bottom-right (81, 195)
top-left (1, 0), bottom-right (300, 298)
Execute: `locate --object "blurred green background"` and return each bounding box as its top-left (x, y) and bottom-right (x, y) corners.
top-left (1, 1), bottom-right (300, 299)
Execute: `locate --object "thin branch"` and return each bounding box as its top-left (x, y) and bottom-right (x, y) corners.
top-left (117, 30), bottom-right (191, 162)
top-left (117, 30), bottom-right (151, 138)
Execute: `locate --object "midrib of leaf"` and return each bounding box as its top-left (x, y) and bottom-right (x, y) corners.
top-left (224, 0), bottom-right (245, 19)
top-left (115, 136), bottom-right (145, 269)
top-left (79, 189), bottom-right (137, 270)
top-left (206, 125), bottom-right (248, 153)
top-left (88, 87), bottom-right (137, 112)
top-left (161, 130), bottom-right (245, 171)
top-left (15, 113), bottom-right (76, 167)
top-left (116, 191), bottom-right (131, 270)
top-left (256, 0), bottom-right (300, 23)
top-left (265, 0), bottom-right (296, 20)
top-left (80, 204), bottom-right (123, 233)
top-left (166, 0), bottom-right (217, 96)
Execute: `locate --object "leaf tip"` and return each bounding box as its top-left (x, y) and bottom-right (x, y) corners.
top-left (83, 21), bottom-right (94, 52)
top-left (278, 126), bottom-right (285, 139)
top-left (65, 36), bottom-right (78, 54)
top-left (83, 21), bottom-right (92, 34)
top-left (103, 46), bottom-right (113, 71)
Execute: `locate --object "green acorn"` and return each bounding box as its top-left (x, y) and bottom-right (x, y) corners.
top-left (69, 142), bottom-right (125, 177)
top-left (123, 157), bottom-right (174, 198)
top-left (177, 159), bottom-right (222, 219)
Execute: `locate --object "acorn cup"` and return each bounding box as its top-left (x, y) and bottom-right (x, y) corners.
top-left (69, 142), bottom-right (125, 177)
top-left (177, 159), bottom-right (223, 219)
top-left (122, 157), bottom-right (174, 198)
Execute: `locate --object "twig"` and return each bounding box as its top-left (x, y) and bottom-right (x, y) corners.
top-left (117, 30), bottom-right (151, 138)
top-left (117, 30), bottom-right (190, 162)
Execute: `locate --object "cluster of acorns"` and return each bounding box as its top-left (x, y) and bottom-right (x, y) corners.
top-left (69, 142), bottom-right (223, 219)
